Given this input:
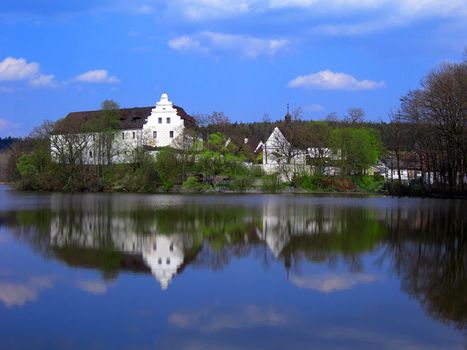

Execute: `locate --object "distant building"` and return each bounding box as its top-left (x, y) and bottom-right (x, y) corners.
top-left (255, 125), bottom-right (339, 175)
top-left (51, 93), bottom-right (196, 164)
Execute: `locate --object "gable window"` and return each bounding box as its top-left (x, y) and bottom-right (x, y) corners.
top-left (153, 131), bottom-right (157, 139)
top-left (169, 131), bottom-right (174, 138)
top-left (122, 132), bottom-right (125, 140)
top-left (158, 118), bottom-right (162, 124)
top-left (166, 117), bottom-right (171, 124)
top-left (132, 132), bottom-right (136, 139)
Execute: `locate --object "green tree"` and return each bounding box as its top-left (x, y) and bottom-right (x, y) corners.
top-left (332, 127), bottom-right (383, 176)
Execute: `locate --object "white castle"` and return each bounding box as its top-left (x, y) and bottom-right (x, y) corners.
top-left (50, 93), bottom-right (196, 164)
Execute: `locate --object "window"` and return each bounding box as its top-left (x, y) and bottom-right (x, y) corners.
top-left (89, 151), bottom-right (93, 158)
top-left (166, 258), bottom-right (171, 265)
top-left (153, 131), bottom-right (157, 139)
top-left (158, 118), bottom-right (162, 124)
top-left (166, 117), bottom-right (171, 124)
top-left (132, 132), bottom-right (136, 139)
top-left (169, 131), bottom-right (174, 138)
top-left (122, 132), bottom-right (125, 139)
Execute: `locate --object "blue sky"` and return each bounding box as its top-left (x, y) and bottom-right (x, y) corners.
top-left (0, 0), bottom-right (466, 136)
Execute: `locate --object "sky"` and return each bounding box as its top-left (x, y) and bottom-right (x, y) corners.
top-left (0, 0), bottom-right (466, 137)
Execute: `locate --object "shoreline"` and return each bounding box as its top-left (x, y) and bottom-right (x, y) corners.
top-left (2, 183), bottom-right (464, 199)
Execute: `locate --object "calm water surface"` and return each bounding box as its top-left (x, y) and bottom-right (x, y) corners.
top-left (0, 184), bottom-right (465, 349)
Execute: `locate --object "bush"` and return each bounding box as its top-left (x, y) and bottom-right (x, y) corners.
top-left (226, 175), bottom-right (254, 191)
top-left (353, 175), bottom-right (385, 192)
top-left (182, 176), bottom-right (210, 192)
top-left (249, 165), bottom-right (264, 178)
top-left (298, 174), bottom-right (322, 191)
top-left (262, 174), bottom-right (285, 193)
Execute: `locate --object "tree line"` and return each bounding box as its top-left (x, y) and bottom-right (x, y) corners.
top-left (2, 56), bottom-right (465, 196)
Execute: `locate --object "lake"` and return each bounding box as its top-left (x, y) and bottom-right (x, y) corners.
top-left (0, 184), bottom-right (465, 349)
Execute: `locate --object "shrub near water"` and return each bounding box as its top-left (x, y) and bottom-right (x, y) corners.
top-left (182, 176), bottom-right (210, 192)
top-left (262, 174), bottom-right (285, 193)
top-left (298, 174), bottom-right (323, 191)
top-left (353, 175), bottom-right (385, 192)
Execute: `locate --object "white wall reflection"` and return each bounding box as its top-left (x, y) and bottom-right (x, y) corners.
top-left (50, 214), bottom-right (191, 290)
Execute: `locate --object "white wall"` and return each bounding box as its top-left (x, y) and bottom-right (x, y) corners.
top-left (142, 93), bottom-right (184, 149)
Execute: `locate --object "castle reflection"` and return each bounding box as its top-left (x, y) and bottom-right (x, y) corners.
top-left (1, 195), bottom-right (465, 333)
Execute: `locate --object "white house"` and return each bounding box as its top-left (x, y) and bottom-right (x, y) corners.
top-left (256, 126), bottom-right (339, 176)
top-left (51, 93), bottom-right (196, 164)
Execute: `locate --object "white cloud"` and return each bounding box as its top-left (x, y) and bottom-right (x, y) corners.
top-left (169, 31), bottom-right (289, 58)
top-left (168, 0), bottom-right (254, 20)
top-left (290, 273), bottom-right (380, 293)
top-left (134, 4), bottom-right (154, 14)
top-left (0, 118), bottom-right (21, 132)
top-left (0, 57), bottom-right (39, 81)
top-left (0, 87), bottom-right (14, 93)
top-left (30, 74), bottom-right (56, 87)
top-left (0, 57), bottom-right (56, 88)
top-left (288, 70), bottom-right (385, 90)
top-left (0, 276), bottom-right (53, 308)
top-left (304, 104), bottom-right (325, 112)
top-left (171, 0), bottom-right (467, 18)
top-left (74, 69), bottom-right (120, 84)
top-left (168, 36), bottom-right (205, 52)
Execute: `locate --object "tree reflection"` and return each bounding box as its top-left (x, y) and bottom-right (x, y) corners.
top-left (0, 195), bottom-right (465, 334)
top-left (385, 202), bottom-right (467, 332)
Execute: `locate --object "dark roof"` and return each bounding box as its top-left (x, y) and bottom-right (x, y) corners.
top-left (54, 105), bottom-right (196, 133)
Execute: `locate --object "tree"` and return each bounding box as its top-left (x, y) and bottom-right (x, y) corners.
top-left (305, 122), bottom-right (334, 176)
top-left (172, 128), bottom-right (202, 181)
top-left (344, 108), bottom-right (365, 124)
top-left (29, 120), bottom-right (55, 140)
top-left (325, 112), bottom-right (339, 122)
top-left (332, 127), bottom-right (383, 176)
top-left (101, 99), bottom-right (120, 111)
top-left (400, 61), bottom-right (467, 193)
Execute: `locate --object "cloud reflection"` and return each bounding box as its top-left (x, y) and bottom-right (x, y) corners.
top-left (290, 273), bottom-right (380, 293)
top-left (169, 304), bottom-right (287, 332)
top-left (75, 280), bottom-right (110, 295)
top-left (0, 276), bottom-right (53, 307)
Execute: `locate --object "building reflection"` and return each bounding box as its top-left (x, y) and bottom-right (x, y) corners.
top-left (2, 194), bottom-right (464, 333)
top-left (50, 211), bottom-right (192, 290)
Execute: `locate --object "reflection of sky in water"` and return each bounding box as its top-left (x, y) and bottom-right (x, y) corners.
top-left (0, 185), bottom-right (465, 349)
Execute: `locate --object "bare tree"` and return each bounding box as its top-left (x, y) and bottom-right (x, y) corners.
top-left (29, 120), bottom-right (55, 140)
top-left (400, 61), bottom-right (467, 193)
top-left (325, 112), bottom-right (338, 122)
top-left (344, 108), bottom-right (365, 123)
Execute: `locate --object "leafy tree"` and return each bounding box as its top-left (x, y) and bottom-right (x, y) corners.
top-left (332, 127), bottom-right (383, 176)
